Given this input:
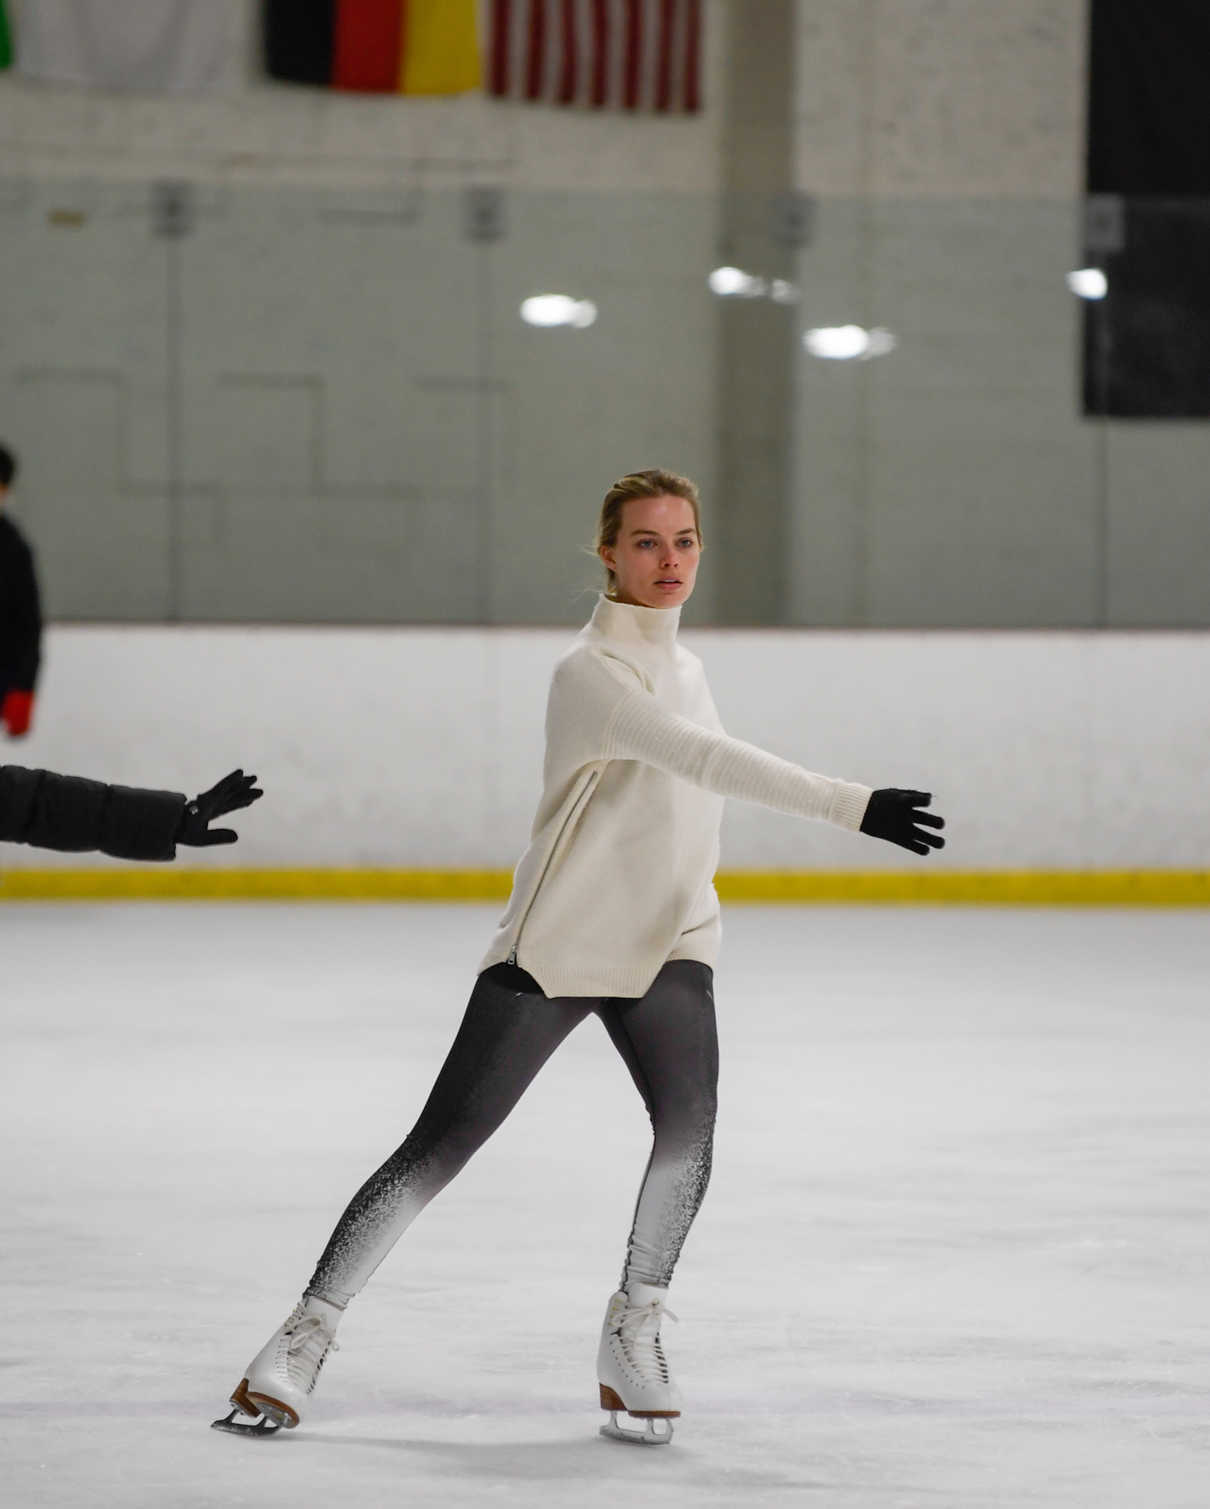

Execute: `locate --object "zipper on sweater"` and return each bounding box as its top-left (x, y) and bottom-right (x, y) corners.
top-left (508, 767), bottom-right (600, 966)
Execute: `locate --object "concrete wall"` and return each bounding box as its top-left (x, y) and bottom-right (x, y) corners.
top-left (0, 177), bottom-right (721, 626)
top-left (0, 1), bottom-right (727, 626)
top-left (794, 0), bottom-right (1087, 202)
top-left (4, 1), bottom-right (1208, 632)
top-left (4, 623), bottom-right (1206, 872)
top-left (789, 0), bottom-right (1210, 630)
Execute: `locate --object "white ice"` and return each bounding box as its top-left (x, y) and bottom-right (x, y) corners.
top-left (2, 903), bottom-right (1207, 1509)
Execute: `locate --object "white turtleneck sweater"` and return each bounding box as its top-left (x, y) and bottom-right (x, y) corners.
top-left (479, 595), bottom-right (873, 998)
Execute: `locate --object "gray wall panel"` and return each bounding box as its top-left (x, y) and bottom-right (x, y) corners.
top-left (871, 200), bottom-right (1079, 399)
top-left (1, 173), bottom-right (1207, 629)
top-left (210, 376), bottom-right (322, 491)
top-left (1, 182), bottom-right (171, 618)
top-left (484, 191), bottom-right (721, 626)
top-left (1105, 427), bottom-right (1210, 627)
top-left (177, 489), bottom-right (482, 624)
top-left (10, 369), bottom-right (174, 620)
top-left (866, 392), bottom-right (1098, 627)
top-left (789, 197), bottom-right (867, 624)
top-left (174, 187), bottom-right (482, 619)
top-left (790, 195), bottom-right (1110, 627)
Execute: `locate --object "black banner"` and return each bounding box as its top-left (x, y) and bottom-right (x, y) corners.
top-left (1083, 3), bottom-right (1210, 416)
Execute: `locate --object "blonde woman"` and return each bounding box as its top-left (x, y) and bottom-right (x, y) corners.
top-left (215, 469), bottom-right (945, 1446)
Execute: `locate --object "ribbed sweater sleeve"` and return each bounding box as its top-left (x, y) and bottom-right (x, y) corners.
top-left (601, 688), bottom-right (872, 830)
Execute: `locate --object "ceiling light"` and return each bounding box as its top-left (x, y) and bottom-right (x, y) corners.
top-left (520, 294), bottom-right (598, 328)
top-left (1066, 268), bottom-right (1108, 300)
top-left (802, 325), bottom-right (897, 361)
top-left (708, 266), bottom-right (767, 298)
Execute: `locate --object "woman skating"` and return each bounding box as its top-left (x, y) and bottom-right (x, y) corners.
top-left (216, 469), bottom-right (945, 1445)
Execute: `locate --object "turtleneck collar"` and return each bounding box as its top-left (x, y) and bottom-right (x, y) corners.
top-left (589, 592), bottom-right (682, 648)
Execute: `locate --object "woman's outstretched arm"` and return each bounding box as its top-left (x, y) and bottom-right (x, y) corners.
top-left (603, 689), bottom-right (872, 829)
top-left (549, 648), bottom-right (945, 853)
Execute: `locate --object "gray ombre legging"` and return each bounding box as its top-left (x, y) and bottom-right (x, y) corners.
top-left (306, 959), bottom-right (718, 1307)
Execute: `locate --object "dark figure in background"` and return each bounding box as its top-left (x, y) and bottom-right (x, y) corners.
top-left (0, 443), bottom-right (42, 740)
top-left (0, 441), bottom-right (264, 858)
top-left (0, 766), bottom-right (263, 860)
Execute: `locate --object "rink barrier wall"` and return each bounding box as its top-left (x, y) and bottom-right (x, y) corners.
top-left (6, 624), bottom-right (1210, 876)
top-left (2, 870), bottom-right (1209, 905)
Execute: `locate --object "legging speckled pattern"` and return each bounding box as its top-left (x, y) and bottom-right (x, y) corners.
top-left (306, 959), bottom-right (719, 1306)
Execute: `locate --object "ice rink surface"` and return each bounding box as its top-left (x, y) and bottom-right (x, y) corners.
top-left (2, 902), bottom-right (1207, 1509)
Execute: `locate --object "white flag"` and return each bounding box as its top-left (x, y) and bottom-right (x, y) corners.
top-left (15, 0), bottom-right (227, 94)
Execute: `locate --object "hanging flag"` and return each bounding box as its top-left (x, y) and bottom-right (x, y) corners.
top-left (264, 0), bottom-right (481, 95)
top-left (0, 3), bottom-right (13, 72)
top-left (14, 0), bottom-right (226, 93)
top-left (488, 0), bottom-right (702, 112)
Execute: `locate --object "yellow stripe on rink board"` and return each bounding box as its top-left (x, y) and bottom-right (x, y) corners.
top-left (0, 869), bottom-right (513, 902)
top-left (1, 870), bottom-right (1209, 905)
top-left (715, 871), bottom-right (1210, 906)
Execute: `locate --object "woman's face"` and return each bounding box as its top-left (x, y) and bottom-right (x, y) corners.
top-left (600, 494), bottom-right (701, 610)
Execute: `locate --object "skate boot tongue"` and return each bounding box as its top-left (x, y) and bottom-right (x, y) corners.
top-left (619, 1284), bottom-right (678, 1381)
top-left (284, 1312), bottom-right (340, 1391)
top-left (625, 1281), bottom-right (676, 1315)
top-left (622, 1283), bottom-right (679, 1332)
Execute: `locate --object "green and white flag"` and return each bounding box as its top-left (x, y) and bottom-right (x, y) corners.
top-left (0, 3), bottom-right (13, 72)
top-left (15, 0), bottom-right (226, 93)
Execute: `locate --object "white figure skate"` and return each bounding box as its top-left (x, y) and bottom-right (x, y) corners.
top-left (596, 1282), bottom-right (681, 1445)
top-left (212, 1296), bottom-right (342, 1436)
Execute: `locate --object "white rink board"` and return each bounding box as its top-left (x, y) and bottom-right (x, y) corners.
top-left (4, 623), bottom-right (1208, 870)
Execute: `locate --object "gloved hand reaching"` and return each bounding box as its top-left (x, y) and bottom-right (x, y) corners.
top-left (859, 789), bottom-right (946, 856)
top-left (176, 769), bottom-right (263, 847)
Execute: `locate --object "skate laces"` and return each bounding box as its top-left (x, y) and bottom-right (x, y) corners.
top-left (283, 1313), bottom-right (339, 1390)
top-left (617, 1298), bottom-right (678, 1383)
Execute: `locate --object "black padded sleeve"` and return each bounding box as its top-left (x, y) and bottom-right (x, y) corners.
top-left (0, 765), bottom-right (185, 860)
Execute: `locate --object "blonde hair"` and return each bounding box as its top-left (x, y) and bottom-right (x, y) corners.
top-left (594, 468), bottom-right (703, 598)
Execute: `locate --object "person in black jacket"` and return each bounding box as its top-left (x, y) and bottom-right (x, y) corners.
top-left (0, 766), bottom-right (262, 859)
top-left (0, 443), bottom-right (42, 739)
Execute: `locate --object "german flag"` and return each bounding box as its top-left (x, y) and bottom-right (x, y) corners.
top-left (264, 0), bottom-right (481, 95)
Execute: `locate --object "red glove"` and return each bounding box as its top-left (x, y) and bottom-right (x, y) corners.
top-left (2, 689), bottom-right (34, 737)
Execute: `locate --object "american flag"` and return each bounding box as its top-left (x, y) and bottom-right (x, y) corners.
top-left (488, 0), bottom-right (702, 112)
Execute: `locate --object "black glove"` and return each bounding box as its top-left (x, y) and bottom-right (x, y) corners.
top-left (176, 769), bottom-right (263, 848)
top-left (860, 789), bottom-right (946, 856)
